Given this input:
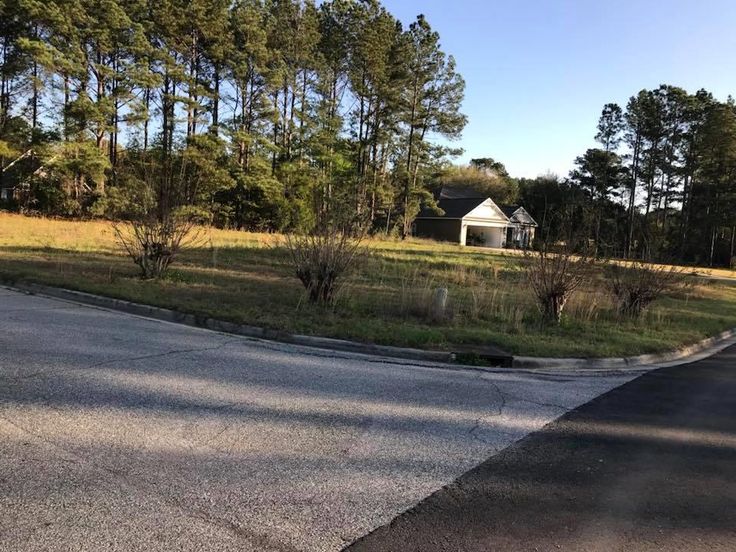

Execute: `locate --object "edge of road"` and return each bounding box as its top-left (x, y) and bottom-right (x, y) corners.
top-left (3, 280), bottom-right (735, 372)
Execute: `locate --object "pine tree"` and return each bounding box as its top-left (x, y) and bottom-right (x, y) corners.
top-left (347, 0), bottom-right (403, 223)
top-left (399, 15), bottom-right (465, 237)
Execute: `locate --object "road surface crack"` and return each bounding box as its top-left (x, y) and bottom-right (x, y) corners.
top-left (468, 374), bottom-right (508, 445)
top-left (468, 374), bottom-right (572, 445)
top-left (86, 339), bottom-right (240, 370)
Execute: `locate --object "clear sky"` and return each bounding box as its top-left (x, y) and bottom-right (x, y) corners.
top-left (381, 0), bottom-right (736, 178)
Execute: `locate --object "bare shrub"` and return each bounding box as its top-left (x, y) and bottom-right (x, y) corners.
top-left (285, 231), bottom-right (365, 304)
top-left (113, 213), bottom-right (199, 279)
top-left (106, 154), bottom-right (208, 280)
top-left (606, 260), bottom-right (686, 318)
top-left (525, 250), bottom-right (591, 324)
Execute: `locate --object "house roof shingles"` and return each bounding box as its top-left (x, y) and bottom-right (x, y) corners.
top-left (417, 198), bottom-right (488, 219)
top-left (499, 204), bottom-right (521, 218)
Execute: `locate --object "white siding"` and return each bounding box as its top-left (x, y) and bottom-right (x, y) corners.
top-left (463, 199), bottom-right (509, 223)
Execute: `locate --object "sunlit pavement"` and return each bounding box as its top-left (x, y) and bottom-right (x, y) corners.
top-left (346, 345), bottom-right (736, 551)
top-left (0, 287), bottom-right (639, 551)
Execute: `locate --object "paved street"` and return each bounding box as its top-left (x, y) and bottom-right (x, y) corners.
top-left (0, 287), bottom-right (640, 551)
top-left (347, 345), bottom-right (736, 552)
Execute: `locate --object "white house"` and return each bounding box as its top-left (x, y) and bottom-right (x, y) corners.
top-left (413, 196), bottom-right (537, 248)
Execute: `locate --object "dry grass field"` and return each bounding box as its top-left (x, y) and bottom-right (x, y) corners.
top-left (1, 212), bottom-right (735, 358)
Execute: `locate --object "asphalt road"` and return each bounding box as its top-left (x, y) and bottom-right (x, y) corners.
top-left (0, 287), bottom-right (640, 551)
top-left (346, 345), bottom-right (736, 551)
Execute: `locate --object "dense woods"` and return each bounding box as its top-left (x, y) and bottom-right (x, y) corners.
top-left (0, 0), bottom-right (465, 235)
top-left (0, 1), bottom-right (734, 267)
top-left (521, 87), bottom-right (736, 267)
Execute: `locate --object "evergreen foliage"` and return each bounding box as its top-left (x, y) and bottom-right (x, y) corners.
top-left (0, 0), bottom-right (466, 235)
top-left (518, 86), bottom-right (736, 267)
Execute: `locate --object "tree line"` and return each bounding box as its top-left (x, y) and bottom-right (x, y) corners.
top-left (0, 0), bottom-right (465, 235)
top-left (1, 2), bottom-right (734, 268)
top-left (519, 85), bottom-right (736, 267)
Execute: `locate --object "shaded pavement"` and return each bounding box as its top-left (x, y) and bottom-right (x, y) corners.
top-left (346, 344), bottom-right (736, 551)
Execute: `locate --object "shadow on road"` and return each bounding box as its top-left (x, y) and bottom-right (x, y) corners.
top-left (345, 347), bottom-right (736, 551)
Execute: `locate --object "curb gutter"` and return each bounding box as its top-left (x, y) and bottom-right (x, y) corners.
top-left (3, 282), bottom-right (455, 364)
top-left (513, 328), bottom-right (736, 369)
top-left (3, 281), bottom-right (734, 370)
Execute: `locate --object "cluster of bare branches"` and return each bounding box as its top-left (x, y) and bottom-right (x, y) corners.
top-left (525, 249), bottom-right (592, 323)
top-left (605, 260), bottom-right (687, 318)
top-left (285, 230), bottom-right (366, 304)
top-left (109, 155), bottom-right (207, 279)
top-left (113, 214), bottom-right (200, 279)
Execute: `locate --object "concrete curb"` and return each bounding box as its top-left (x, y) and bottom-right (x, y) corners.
top-left (513, 328), bottom-right (736, 369)
top-left (3, 281), bottom-right (734, 371)
top-left (3, 282), bottom-right (455, 365)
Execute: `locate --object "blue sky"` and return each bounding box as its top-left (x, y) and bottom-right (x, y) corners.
top-left (382, 0), bottom-right (736, 178)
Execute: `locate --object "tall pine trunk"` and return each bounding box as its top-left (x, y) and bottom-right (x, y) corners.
top-left (626, 132), bottom-right (641, 257)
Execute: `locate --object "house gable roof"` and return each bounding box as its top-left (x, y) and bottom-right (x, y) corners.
top-left (417, 197), bottom-right (512, 223)
top-left (500, 205), bottom-right (538, 227)
top-left (464, 198), bottom-right (510, 223)
top-left (417, 190), bottom-right (538, 227)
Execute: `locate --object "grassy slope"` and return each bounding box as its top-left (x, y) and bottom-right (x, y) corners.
top-left (1, 212), bottom-right (735, 357)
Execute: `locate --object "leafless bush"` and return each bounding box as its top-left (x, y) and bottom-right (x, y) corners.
top-left (113, 213), bottom-right (199, 279)
top-left (285, 231), bottom-right (365, 304)
top-left (525, 250), bottom-right (591, 324)
top-left (606, 261), bottom-right (686, 318)
top-left (107, 153), bottom-right (210, 279)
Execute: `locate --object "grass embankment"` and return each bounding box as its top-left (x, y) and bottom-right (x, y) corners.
top-left (1, 212), bottom-right (735, 357)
